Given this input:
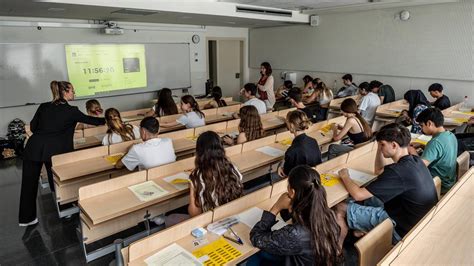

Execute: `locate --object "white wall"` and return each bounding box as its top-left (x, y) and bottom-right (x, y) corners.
top-left (249, 0), bottom-right (474, 104)
top-left (0, 17), bottom-right (248, 136)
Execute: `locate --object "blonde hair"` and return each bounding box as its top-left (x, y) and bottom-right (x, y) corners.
top-left (50, 80), bottom-right (72, 103)
top-left (286, 110), bottom-right (311, 133)
top-left (105, 108), bottom-right (136, 143)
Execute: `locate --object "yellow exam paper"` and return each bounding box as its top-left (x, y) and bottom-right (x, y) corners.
top-left (279, 138), bottom-right (293, 146)
top-left (320, 173), bottom-right (341, 187)
top-left (320, 123), bottom-right (333, 134)
top-left (192, 237), bottom-right (242, 266)
top-left (105, 153), bottom-right (124, 165)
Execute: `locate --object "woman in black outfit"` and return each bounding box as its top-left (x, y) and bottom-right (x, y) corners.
top-left (19, 81), bottom-right (105, 226)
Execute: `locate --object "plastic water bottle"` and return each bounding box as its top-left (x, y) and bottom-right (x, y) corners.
top-left (460, 96), bottom-right (469, 111)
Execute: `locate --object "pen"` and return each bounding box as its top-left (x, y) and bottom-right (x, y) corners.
top-left (223, 235), bottom-right (243, 245)
top-left (228, 227), bottom-right (243, 245)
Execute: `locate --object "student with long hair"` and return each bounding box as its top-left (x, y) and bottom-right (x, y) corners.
top-left (102, 108), bottom-right (140, 145)
top-left (223, 105), bottom-right (264, 145)
top-left (188, 131), bottom-right (243, 216)
top-left (278, 110), bottom-right (322, 178)
top-left (257, 62), bottom-right (275, 110)
top-left (146, 88), bottom-right (179, 117)
top-left (302, 75), bottom-right (314, 94)
top-left (161, 95), bottom-right (205, 129)
top-left (20, 81), bottom-right (105, 226)
top-left (402, 90), bottom-right (430, 134)
top-left (328, 98), bottom-right (372, 159)
top-left (304, 81), bottom-right (334, 120)
top-left (204, 86), bottom-right (227, 109)
top-left (250, 165), bottom-right (342, 266)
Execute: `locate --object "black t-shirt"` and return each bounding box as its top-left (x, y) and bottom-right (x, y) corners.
top-left (283, 134), bottom-right (322, 175)
top-left (366, 155), bottom-right (438, 237)
top-left (433, 95), bottom-right (451, 110)
top-left (299, 107), bottom-right (316, 122)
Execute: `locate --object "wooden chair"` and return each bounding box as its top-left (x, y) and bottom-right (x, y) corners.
top-left (354, 218), bottom-right (393, 266)
top-left (456, 151), bottom-right (470, 180)
top-left (433, 176), bottom-right (441, 200)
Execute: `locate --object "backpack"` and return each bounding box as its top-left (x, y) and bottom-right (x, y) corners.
top-left (6, 119), bottom-right (27, 157)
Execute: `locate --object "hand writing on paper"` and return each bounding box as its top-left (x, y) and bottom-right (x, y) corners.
top-left (270, 193), bottom-right (292, 216)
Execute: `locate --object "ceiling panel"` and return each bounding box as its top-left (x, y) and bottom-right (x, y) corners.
top-left (219, 0), bottom-right (369, 10)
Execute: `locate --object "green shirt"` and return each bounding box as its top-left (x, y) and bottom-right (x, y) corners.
top-left (379, 85), bottom-right (395, 104)
top-left (421, 131), bottom-right (458, 193)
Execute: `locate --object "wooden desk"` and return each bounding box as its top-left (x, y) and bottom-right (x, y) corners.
top-left (380, 168), bottom-right (473, 265)
top-left (375, 99), bottom-right (408, 118)
top-left (329, 95), bottom-right (361, 110)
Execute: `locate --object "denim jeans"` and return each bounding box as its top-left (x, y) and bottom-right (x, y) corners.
top-left (346, 197), bottom-right (401, 243)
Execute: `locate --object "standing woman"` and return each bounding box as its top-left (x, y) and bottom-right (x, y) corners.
top-left (19, 81), bottom-right (105, 226)
top-left (257, 62), bottom-right (275, 111)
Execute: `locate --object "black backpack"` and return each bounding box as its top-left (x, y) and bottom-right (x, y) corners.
top-left (6, 119), bottom-right (27, 157)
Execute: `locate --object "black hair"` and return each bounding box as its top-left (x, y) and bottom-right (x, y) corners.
top-left (303, 75), bottom-right (313, 84)
top-left (211, 86), bottom-right (227, 107)
top-left (376, 123), bottom-right (411, 148)
top-left (359, 82), bottom-right (369, 92)
top-left (283, 80), bottom-right (293, 89)
top-left (416, 107), bottom-right (444, 127)
top-left (287, 88), bottom-right (303, 103)
top-left (428, 83), bottom-right (443, 92)
top-left (154, 88), bottom-right (179, 117)
top-left (404, 90), bottom-right (431, 117)
top-left (260, 62), bottom-right (272, 75)
top-left (243, 83), bottom-right (258, 96)
top-left (369, 80), bottom-right (383, 91)
top-left (342, 74), bottom-right (353, 82)
top-left (140, 117), bottom-right (160, 134)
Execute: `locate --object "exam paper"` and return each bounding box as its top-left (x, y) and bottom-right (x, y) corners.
top-left (255, 146), bottom-right (285, 157)
top-left (238, 207), bottom-right (287, 231)
top-left (163, 172), bottom-right (190, 190)
top-left (333, 168), bottom-right (375, 187)
top-left (145, 243), bottom-right (202, 266)
top-left (128, 181), bottom-right (169, 202)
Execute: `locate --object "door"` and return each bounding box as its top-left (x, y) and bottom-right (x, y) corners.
top-left (215, 40), bottom-right (243, 101)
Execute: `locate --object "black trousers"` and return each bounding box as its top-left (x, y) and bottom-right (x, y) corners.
top-left (19, 159), bottom-right (54, 223)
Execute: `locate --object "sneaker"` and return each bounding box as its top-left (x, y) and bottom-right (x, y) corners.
top-left (19, 218), bottom-right (38, 227)
top-left (151, 215), bottom-right (165, 226)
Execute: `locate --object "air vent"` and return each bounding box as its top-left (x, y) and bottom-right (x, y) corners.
top-left (236, 6), bottom-right (292, 17)
top-left (111, 9), bottom-right (158, 16)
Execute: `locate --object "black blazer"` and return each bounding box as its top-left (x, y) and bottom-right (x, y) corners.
top-left (24, 101), bottom-right (105, 162)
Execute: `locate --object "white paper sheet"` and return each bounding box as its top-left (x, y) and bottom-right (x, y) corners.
top-left (163, 172), bottom-right (190, 190)
top-left (333, 168), bottom-right (375, 187)
top-left (128, 181), bottom-right (169, 202)
top-left (238, 207), bottom-right (287, 231)
top-left (145, 243), bottom-right (202, 266)
top-left (255, 146), bottom-right (285, 157)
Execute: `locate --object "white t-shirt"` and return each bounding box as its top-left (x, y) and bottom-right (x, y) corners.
top-left (102, 125), bottom-right (140, 146)
top-left (359, 92), bottom-right (381, 125)
top-left (121, 138), bottom-right (176, 171)
top-left (243, 97), bottom-right (267, 115)
top-left (176, 111), bottom-right (206, 128)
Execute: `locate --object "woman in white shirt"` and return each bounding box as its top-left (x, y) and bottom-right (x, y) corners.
top-left (161, 95), bottom-right (206, 129)
top-left (304, 81), bottom-right (334, 120)
top-left (102, 108), bottom-right (140, 145)
top-left (257, 62), bottom-right (275, 110)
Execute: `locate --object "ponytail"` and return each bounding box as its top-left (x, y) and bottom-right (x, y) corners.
top-left (181, 95), bottom-right (205, 119)
top-left (288, 166), bottom-right (342, 266)
top-left (105, 108), bottom-right (135, 143)
top-left (51, 80), bottom-right (73, 104)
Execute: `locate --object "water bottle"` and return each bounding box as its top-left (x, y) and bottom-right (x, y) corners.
top-left (460, 95), bottom-right (469, 111)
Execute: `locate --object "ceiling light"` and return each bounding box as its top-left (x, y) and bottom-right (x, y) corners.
top-left (47, 7), bottom-right (66, 12)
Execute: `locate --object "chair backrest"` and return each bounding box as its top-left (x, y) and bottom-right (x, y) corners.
top-left (456, 151), bottom-right (470, 180)
top-left (354, 218), bottom-right (393, 266)
top-left (433, 176), bottom-right (441, 200)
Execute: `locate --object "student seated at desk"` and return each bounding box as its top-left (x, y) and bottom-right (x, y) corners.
top-left (302, 75), bottom-right (314, 94)
top-left (358, 81), bottom-right (381, 126)
top-left (161, 95), bottom-right (205, 129)
top-left (336, 74), bottom-right (358, 98)
top-left (76, 99), bottom-right (103, 130)
top-left (304, 81), bottom-right (334, 121)
top-left (222, 105), bottom-right (263, 145)
top-left (369, 80), bottom-right (395, 104)
top-left (334, 123), bottom-right (438, 243)
top-left (240, 83), bottom-right (267, 115)
top-left (328, 98), bottom-right (373, 159)
top-left (115, 117), bottom-right (176, 171)
top-left (189, 131), bottom-right (243, 217)
top-left (249, 165), bottom-right (342, 266)
top-left (146, 88), bottom-right (179, 117)
top-left (287, 88), bottom-right (317, 122)
top-left (203, 86), bottom-right (227, 109)
top-left (275, 80), bottom-right (293, 100)
top-left (278, 110), bottom-right (322, 178)
top-left (408, 108), bottom-right (457, 193)
top-left (428, 83), bottom-right (451, 110)
top-left (401, 90), bottom-right (430, 134)
top-left (102, 108), bottom-right (140, 145)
